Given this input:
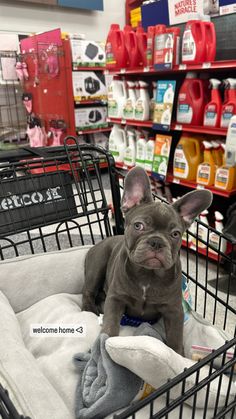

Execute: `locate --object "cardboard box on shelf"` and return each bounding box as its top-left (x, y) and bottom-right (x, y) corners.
top-left (72, 71), bottom-right (107, 101)
top-left (74, 106), bottom-right (108, 130)
top-left (70, 38), bottom-right (105, 68)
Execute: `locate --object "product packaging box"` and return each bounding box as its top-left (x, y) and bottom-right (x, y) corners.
top-left (153, 80), bottom-right (176, 131)
top-left (72, 71), bottom-right (107, 102)
top-left (152, 134), bottom-right (172, 181)
top-left (70, 38), bottom-right (105, 69)
top-left (74, 106), bottom-right (108, 130)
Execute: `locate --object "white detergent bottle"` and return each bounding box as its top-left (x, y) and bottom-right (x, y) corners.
top-left (163, 83), bottom-right (175, 103)
top-left (209, 211), bottom-right (227, 254)
top-left (136, 135), bottom-right (147, 168)
top-left (135, 81), bottom-right (150, 121)
top-left (124, 129), bottom-right (136, 167)
top-left (109, 124), bottom-right (127, 163)
top-left (196, 210), bottom-right (209, 249)
top-left (145, 137), bottom-right (155, 171)
top-left (108, 79), bottom-right (127, 118)
top-left (150, 81), bottom-right (157, 121)
top-left (123, 81), bottom-right (136, 120)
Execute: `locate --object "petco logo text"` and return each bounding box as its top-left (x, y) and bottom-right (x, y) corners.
top-left (30, 324), bottom-right (86, 338)
top-left (0, 187), bottom-right (63, 211)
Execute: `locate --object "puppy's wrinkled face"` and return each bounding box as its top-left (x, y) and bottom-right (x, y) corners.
top-left (124, 201), bottom-right (185, 270)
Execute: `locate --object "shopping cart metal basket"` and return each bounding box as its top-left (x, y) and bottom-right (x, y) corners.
top-left (0, 137), bottom-right (235, 419)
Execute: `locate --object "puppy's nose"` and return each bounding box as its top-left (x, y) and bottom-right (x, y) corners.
top-left (147, 237), bottom-right (165, 251)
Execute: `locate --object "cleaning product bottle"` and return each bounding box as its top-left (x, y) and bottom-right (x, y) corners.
top-left (136, 134), bottom-right (147, 168)
top-left (154, 24), bottom-right (166, 66)
top-left (166, 27), bottom-right (181, 66)
top-left (123, 81), bottom-right (137, 120)
top-left (136, 26), bottom-right (147, 67)
top-left (225, 115), bottom-right (236, 167)
top-left (124, 129), bottom-right (136, 167)
top-left (173, 135), bottom-right (203, 180)
top-left (108, 78), bottom-right (127, 118)
top-left (106, 24), bottom-right (127, 70)
top-left (109, 124), bottom-right (127, 163)
top-left (146, 26), bottom-right (155, 67)
top-left (202, 15), bottom-right (216, 62)
top-left (209, 211), bottom-right (227, 254)
top-left (197, 210), bottom-right (209, 249)
top-left (135, 81), bottom-right (150, 121)
top-left (150, 81), bottom-right (157, 121)
top-left (203, 79), bottom-right (222, 127)
top-left (197, 140), bottom-right (216, 186)
top-left (220, 78), bottom-right (236, 129)
top-left (177, 72), bottom-right (206, 125)
top-left (215, 143), bottom-right (236, 191)
top-left (211, 140), bottom-right (223, 167)
top-left (182, 14), bottom-right (206, 64)
top-left (124, 25), bottom-right (141, 68)
top-left (145, 136), bottom-right (155, 171)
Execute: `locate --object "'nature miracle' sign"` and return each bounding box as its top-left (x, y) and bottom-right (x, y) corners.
top-left (168, 0), bottom-right (204, 24)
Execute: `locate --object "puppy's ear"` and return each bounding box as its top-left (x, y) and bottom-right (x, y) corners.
top-left (172, 189), bottom-right (213, 227)
top-left (121, 167), bottom-right (153, 213)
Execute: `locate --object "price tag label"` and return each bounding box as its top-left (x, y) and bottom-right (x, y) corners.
top-left (175, 124), bottom-right (183, 131)
top-left (121, 119), bottom-right (126, 124)
top-left (78, 131), bottom-right (83, 135)
top-left (202, 62), bottom-right (211, 69)
top-left (107, 118), bottom-right (111, 123)
top-left (173, 178), bottom-right (180, 184)
top-left (197, 184), bottom-right (205, 190)
top-left (179, 64), bottom-right (187, 70)
top-left (104, 70), bottom-right (109, 75)
top-left (120, 68), bottom-right (126, 74)
top-left (143, 66), bottom-right (150, 73)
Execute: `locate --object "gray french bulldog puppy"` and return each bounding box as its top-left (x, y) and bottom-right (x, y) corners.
top-left (82, 166), bottom-right (213, 355)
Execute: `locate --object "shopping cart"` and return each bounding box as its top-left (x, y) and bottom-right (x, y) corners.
top-left (0, 137), bottom-right (235, 419)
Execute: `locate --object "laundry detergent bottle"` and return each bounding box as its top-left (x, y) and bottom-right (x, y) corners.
top-left (202, 15), bottom-right (216, 62)
top-left (108, 78), bottom-right (127, 118)
top-left (182, 14), bottom-right (206, 64)
top-left (173, 135), bottom-right (203, 180)
top-left (136, 135), bottom-right (147, 168)
top-left (106, 24), bottom-right (127, 70)
top-left (124, 129), bottom-right (136, 167)
top-left (177, 72), bottom-right (205, 125)
top-left (109, 124), bottom-right (127, 163)
top-left (145, 137), bottom-right (155, 171)
top-left (136, 26), bottom-right (147, 67)
top-left (203, 79), bottom-right (222, 127)
top-left (220, 78), bottom-right (236, 128)
top-left (123, 81), bottom-right (137, 119)
top-left (146, 26), bottom-right (155, 66)
top-left (197, 140), bottom-right (216, 186)
top-left (124, 25), bottom-right (141, 68)
top-left (135, 81), bottom-right (150, 121)
top-left (215, 144), bottom-right (236, 191)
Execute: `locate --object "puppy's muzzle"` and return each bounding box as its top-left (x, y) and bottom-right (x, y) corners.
top-left (147, 236), bottom-right (166, 251)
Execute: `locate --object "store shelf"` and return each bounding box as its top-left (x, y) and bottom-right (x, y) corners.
top-left (72, 66), bottom-right (105, 71)
top-left (76, 126), bottom-right (111, 135)
top-left (182, 240), bottom-right (221, 262)
top-left (166, 174), bottom-right (236, 197)
top-left (171, 123), bottom-right (227, 137)
top-left (107, 117), bottom-right (153, 128)
top-left (115, 161), bottom-right (151, 176)
top-left (75, 99), bottom-right (107, 105)
top-left (105, 60), bottom-right (236, 75)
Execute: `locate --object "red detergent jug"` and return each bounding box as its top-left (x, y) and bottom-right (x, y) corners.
top-left (136, 26), bottom-right (147, 67)
top-left (177, 72), bottom-right (206, 126)
top-left (124, 25), bottom-right (141, 68)
top-left (182, 15), bottom-right (206, 64)
top-left (203, 17), bottom-right (216, 62)
top-left (106, 24), bottom-right (127, 70)
top-left (146, 26), bottom-right (155, 66)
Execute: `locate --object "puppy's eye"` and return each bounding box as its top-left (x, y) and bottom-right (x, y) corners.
top-left (171, 231), bottom-right (181, 239)
top-left (134, 222), bottom-right (144, 231)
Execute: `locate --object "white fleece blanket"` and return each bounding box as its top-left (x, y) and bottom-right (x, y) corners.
top-left (0, 246), bottom-right (235, 419)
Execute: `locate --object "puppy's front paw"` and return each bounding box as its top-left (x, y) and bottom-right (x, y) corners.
top-left (82, 302), bottom-right (100, 316)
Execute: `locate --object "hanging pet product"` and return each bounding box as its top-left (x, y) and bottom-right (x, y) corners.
top-left (48, 119), bottom-right (66, 146)
top-left (22, 92), bottom-right (33, 114)
top-left (15, 57), bottom-right (29, 83)
top-left (26, 115), bottom-right (47, 147)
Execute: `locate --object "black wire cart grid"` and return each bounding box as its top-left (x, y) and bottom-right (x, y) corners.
top-left (0, 138), bottom-right (235, 419)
